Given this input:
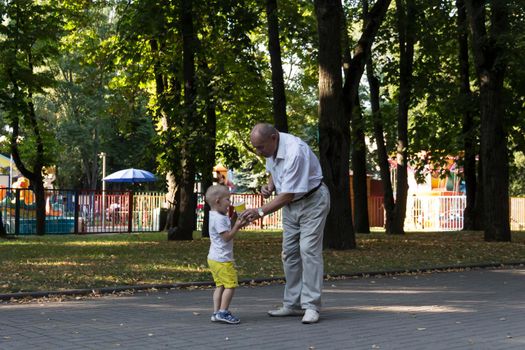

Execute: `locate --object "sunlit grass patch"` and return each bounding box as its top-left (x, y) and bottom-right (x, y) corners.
top-left (0, 230), bottom-right (524, 294)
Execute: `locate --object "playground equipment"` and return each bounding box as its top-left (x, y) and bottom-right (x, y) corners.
top-left (0, 177), bottom-right (75, 234)
top-left (0, 177), bottom-right (36, 214)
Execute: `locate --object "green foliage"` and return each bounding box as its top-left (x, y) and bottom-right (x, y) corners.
top-left (0, 0), bottom-right (64, 170)
top-left (50, 3), bottom-right (155, 189)
top-left (506, 0), bottom-right (525, 158)
top-left (1, 0), bottom-right (523, 200)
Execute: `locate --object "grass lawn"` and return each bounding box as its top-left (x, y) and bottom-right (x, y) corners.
top-left (0, 230), bottom-right (524, 294)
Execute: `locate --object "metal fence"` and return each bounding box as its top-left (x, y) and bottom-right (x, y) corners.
top-left (510, 197), bottom-right (525, 231)
top-left (197, 193), bottom-right (525, 232)
top-left (1, 188), bottom-right (166, 235)
top-left (401, 195), bottom-right (525, 232)
top-left (3, 187), bottom-right (524, 234)
top-left (404, 195), bottom-right (466, 231)
top-left (196, 193), bottom-right (283, 231)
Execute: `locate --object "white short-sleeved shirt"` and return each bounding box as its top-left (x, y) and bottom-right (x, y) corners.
top-left (207, 211), bottom-right (234, 262)
top-left (265, 132), bottom-right (323, 200)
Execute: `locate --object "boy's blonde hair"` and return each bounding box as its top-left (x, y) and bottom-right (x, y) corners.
top-left (205, 185), bottom-right (229, 206)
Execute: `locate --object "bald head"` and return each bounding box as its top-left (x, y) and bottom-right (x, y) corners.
top-left (250, 123), bottom-right (279, 158)
top-left (251, 123), bottom-right (277, 139)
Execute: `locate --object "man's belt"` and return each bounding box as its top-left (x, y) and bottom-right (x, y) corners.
top-left (291, 182), bottom-right (323, 203)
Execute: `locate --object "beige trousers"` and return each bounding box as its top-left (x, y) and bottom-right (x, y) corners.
top-left (281, 183), bottom-right (330, 311)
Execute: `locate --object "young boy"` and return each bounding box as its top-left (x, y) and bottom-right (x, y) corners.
top-left (205, 185), bottom-right (246, 324)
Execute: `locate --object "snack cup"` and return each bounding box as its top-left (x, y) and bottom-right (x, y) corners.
top-left (233, 201), bottom-right (246, 213)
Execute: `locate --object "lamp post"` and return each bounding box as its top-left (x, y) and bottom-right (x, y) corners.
top-left (99, 152), bottom-right (106, 229)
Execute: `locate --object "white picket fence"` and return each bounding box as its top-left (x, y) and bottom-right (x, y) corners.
top-left (510, 197), bottom-right (525, 231)
top-left (404, 196), bottom-right (525, 232)
top-left (405, 195), bottom-right (465, 231)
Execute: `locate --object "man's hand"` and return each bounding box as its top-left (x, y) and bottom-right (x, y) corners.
top-left (240, 208), bottom-right (261, 222)
top-left (261, 184), bottom-right (274, 198)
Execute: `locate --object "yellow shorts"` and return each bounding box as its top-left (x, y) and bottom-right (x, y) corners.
top-left (208, 259), bottom-right (238, 288)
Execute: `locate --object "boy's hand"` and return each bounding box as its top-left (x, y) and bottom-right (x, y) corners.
top-left (234, 215), bottom-right (249, 228)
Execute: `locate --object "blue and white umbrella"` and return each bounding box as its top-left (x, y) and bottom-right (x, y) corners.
top-left (102, 168), bottom-right (157, 183)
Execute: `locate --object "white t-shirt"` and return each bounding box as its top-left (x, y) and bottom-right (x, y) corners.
top-left (266, 132), bottom-right (323, 200)
top-left (207, 211), bottom-right (234, 262)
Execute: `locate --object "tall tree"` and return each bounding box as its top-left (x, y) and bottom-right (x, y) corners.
top-left (196, 48), bottom-right (217, 239)
top-left (348, 0), bottom-right (383, 234)
top-left (390, 0), bottom-right (416, 235)
top-left (316, 0), bottom-right (390, 248)
top-left (0, 0), bottom-right (63, 235)
top-left (266, 0), bottom-right (288, 132)
top-left (196, 0), bottom-right (264, 236)
top-left (366, 48), bottom-right (396, 234)
top-left (456, 0), bottom-right (478, 230)
top-left (466, 0), bottom-right (511, 241)
top-left (315, 0), bottom-right (354, 249)
top-left (116, 0), bottom-right (266, 236)
top-left (343, 0), bottom-right (391, 235)
top-left (167, 0), bottom-right (199, 240)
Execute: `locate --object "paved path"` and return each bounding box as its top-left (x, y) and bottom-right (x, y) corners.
top-left (1, 267), bottom-right (524, 350)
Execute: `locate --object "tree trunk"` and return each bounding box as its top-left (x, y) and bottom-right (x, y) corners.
top-left (168, 158), bottom-right (196, 241)
top-left (32, 179), bottom-right (46, 236)
top-left (466, 0), bottom-right (510, 241)
top-left (149, 6), bottom-right (200, 241)
top-left (473, 157), bottom-right (484, 229)
top-left (168, 0), bottom-right (198, 241)
top-left (315, 0), bottom-right (355, 249)
top-left (164, 171), bottom-right (179, 231)
top-left (351, 100), bottom-right (370, 233)
top-left (315, 0), bottom-right (390, 247)
top-left (10, 100), bottom-right (46, 235)
top-left (342, 0), bottom-right (390, 234)
top-left (0, 212), bottom-right (6, 238)
top-left (150, 38), bottom-right (179, 233)
top-left (349, 0), bottom-right (382, 234)
top-left (479, 82), bottom-right (509, 241)
top-left (391, 0), bottom-right (416, 235)
top-left (197, 51), bottom-right (217, 238)
top-left (456, 0), bottom-right (478, 231)
top-left (266, 0), bottom-right (288, 132)
top-left (367, 55), bottom-right (396, 233)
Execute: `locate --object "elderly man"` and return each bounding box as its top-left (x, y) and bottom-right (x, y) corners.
top-left (241, 123), bottom-right (330, 324)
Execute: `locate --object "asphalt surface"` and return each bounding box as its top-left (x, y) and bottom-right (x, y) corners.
top-left (0, 266), bottom-right (524, 350)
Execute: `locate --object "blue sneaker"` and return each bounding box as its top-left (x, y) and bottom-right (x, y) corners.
top-left (211, 312), bottom-right (218, 322)
top-left (215, 310), bottom-right (240, 324)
